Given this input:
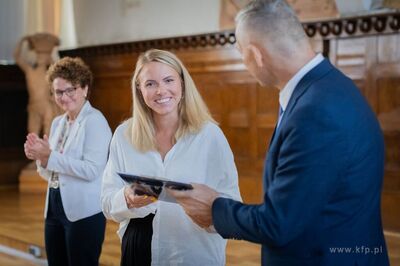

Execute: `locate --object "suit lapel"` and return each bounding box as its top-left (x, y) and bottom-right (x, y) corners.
top-left (264, 59), bottom-right (334, 186)
top-left (269, 59), bottom-right (334, 145)
top-left (283, 59), bottom-right (334, 121)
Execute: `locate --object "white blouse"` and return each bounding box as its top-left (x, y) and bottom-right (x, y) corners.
top-left (101, 120), bottom-right (241, 266)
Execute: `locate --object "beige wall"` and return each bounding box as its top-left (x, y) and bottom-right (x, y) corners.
top-left (72, 0), bottom-right (221, 48)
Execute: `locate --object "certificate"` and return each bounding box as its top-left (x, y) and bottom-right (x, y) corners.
top-left (117, 172), bottom-right (193, 202)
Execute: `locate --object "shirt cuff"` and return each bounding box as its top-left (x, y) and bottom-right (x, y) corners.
top-left (112, 186), bottom-right (156, 219)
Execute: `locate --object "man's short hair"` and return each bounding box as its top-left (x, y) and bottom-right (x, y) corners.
top-left (236, 0), bottom-right (307, 48)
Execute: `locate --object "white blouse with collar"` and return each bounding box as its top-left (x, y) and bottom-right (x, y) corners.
top-left (101, 120), bottom-right (241, 266)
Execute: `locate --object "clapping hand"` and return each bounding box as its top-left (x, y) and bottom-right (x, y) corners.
top-left (24, 133), bottom-right (51, 167)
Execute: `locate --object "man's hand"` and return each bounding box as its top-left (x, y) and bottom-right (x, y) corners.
top-left (167, 183), bottom-right (219, 228)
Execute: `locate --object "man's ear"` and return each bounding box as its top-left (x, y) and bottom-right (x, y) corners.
top-left (248, 44), bottom-right (264, 68)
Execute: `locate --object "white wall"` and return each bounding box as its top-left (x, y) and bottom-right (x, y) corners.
top-left (72, 0), bottom-right (221, 48)
top-left (0, 0), bottom-right (25, 63)
top-left (0, 0), bottom-right (221, 59)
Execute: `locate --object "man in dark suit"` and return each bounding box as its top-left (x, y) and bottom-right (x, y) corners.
top-left (169, 0), bottom-right (389, 265)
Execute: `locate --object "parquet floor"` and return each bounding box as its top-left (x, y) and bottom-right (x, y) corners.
top-left (0, 252), bottom-right (41, 266)
top-left (0, 187), bottom-right (398, 266)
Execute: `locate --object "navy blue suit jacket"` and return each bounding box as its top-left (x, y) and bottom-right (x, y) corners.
top-left (212, 59), bottom-right (389, 265)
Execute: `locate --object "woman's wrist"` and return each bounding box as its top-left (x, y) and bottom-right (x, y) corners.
top-left (39, 150), bottom-right (51, 168)
top-left (124, 186), bottom-right (132, 203)
top-left (39, 158), bottom-right (48, 168)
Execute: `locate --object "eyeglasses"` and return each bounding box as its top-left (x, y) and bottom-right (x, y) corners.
top-left (53, 87), bottom-right (77, 98)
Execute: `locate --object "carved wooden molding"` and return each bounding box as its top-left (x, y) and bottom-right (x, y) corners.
top-left (60, 12), bottom-right (400, 57)
top-left (303, 11), bottom-right (400, 39)
top-left (60, 31), bottom-right (237, 57)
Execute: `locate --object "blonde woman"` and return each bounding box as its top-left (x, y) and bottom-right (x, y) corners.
top-left (101, 49), bottom-right (241, 266)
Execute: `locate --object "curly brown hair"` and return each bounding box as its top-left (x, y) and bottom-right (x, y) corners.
top-left (46, 57), bottom-right (93, 99)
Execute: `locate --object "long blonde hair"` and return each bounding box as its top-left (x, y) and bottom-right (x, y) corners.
top-left (127, 49), bottom-right (215, 152)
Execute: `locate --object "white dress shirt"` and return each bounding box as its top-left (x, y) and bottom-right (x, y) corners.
top-left (37, 101), bottom-right (112, 221)
top-left (101, 121), bottom-right (242, 266)
top-left (279, 53), bottom-right (324, 112)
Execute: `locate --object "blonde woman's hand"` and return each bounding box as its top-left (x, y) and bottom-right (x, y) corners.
top-left (124, 185), bottom-right (157, 209)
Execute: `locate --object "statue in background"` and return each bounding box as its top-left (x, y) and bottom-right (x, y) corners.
top-left (14, 33), bottom-right (61, 136)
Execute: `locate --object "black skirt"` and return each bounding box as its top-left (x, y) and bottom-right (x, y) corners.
top-left (121, 214), bottom-right (155, 266)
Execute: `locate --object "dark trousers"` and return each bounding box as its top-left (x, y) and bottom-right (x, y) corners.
top-left (121, 214), bottom-right (154, 266)
top-left (45, 188), bottom-right (106, 266)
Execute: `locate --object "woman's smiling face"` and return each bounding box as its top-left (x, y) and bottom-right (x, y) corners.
top-left (138, 61), bottom-right (183, 118)
top-left (52, 77), bottom-right (87, 119)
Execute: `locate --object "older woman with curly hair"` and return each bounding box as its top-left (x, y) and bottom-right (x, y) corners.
top-left (24, 57), bottom-right (112, 266)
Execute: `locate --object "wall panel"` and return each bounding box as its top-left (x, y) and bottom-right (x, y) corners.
top-left (0, 65), bottom-right (29, 186)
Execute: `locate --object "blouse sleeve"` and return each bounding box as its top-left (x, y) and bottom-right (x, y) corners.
top-left (210, 125), bottom-right (242, 202)
top-left (36, 116), bottom-right (59, 181)
top-left (101, 128), bottom-right (156, 223)
top-left (36, 160), bottom-right (51, 181)
top-left (45, 113), bottom-right (112, 181)
top-left (203, 124), bottom-right (242, 233)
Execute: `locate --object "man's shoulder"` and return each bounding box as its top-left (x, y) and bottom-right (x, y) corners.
top-left (299, 68), bottom-right (358, 108)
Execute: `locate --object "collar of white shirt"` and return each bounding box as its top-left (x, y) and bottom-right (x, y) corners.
top-left (279, 53), bottom-right (324, 112)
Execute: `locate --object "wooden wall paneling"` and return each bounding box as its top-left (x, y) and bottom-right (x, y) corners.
top-left (91, 76), bottom-right (132, 130)
top-left (327, 39), bottom-right (338, 63)
top-left (378, 34), bottom-right (400, 64)
top-left (373, 34), bottom-right (400, 231)
top-left (377, 78), bottom-right (400, 114)
top-left (192, 77), bottom-right (225, 123)
top-left (375, 72), bottom-right (400, 207)
top-left (0, 65), bottom-right (29, 186)
top-left (256, 84), bottom-right (279, 177)
top-left (365, 36), bottom-right (379, 113)
top-left (334, 38), bottom-right (368, 99)
top-left (382, 130), bottom-right (400, 185)
top-left (83, 53), bottom-right (139, 131)
top-left (382, 192), bottom-right (400, 231)
top-left (224, 83), bottom-right (252, 157)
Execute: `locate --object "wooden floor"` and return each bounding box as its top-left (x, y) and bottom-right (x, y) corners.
top-left (0, 187), bottom-right (260, 266)
top-left (0, 252), bottom-right (41, 266)
top-left (0, 187), bottom-right (398, 266)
